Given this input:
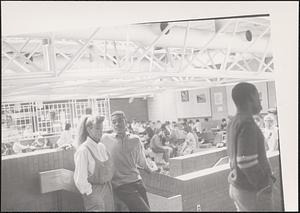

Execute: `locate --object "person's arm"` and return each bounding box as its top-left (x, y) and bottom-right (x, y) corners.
top-left (73, 149), bottom-right (93, 195)
top-left (236, 122), bottom-right (270, 190)
top-left (57, 131), bottom-right (68, 148)
top-left (151, 135), bottom-right (162, 149)
top-left (136, 138), bottom-right (156, 173)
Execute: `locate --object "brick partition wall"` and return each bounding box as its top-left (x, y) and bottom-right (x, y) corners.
top-left (1, 148), bottom-right (84, 211)
top-left (169, 148), bottom-right (228, 176)
top-left (141, 151), bottom-right (283, 211)
top-left (1, 149), bottom-right (283, 211)
top-left (174, 152), bottom-right (283, 211)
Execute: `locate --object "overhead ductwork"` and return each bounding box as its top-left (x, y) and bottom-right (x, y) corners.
top-left (5, 22), bottom-right (271, 55)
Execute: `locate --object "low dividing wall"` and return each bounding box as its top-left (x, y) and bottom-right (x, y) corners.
top-left (1, 148), bottom-right (83, 211)
top-left (169, 147), bottom-right (227, 176)
top-left (1, 148), bottom-right (283, 211)
top-left (141, 151), bottom-right (283, 211)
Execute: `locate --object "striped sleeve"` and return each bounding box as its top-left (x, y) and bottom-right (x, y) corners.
top-left (237, 154), bottom-right (258, 169)
top-left (236, 121), bottom-right (269, 190)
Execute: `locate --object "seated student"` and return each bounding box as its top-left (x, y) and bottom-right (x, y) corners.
top-left (179, 126), bottom-right (197, 156)
top-left (154, 120), bottom-right (162, 133)
top-left (2, 142), bottom-right (15, 155)
top-left (193, 119), bottom-right (202, 135)
top-left (57, 123), bottom-right (74, 150)
top-left (202, 117), bottom-right (210, 132)
top-left (220, 118), bottom-right (228, 130)
top-left (146, 155), bottom-right (159, 172)
top-left (142, 121), bottom-right (155, 144)
top-left (31, 134), bottom-right (48, 149)
top-left (13, 140), bottom-right (35, 154)
top-left (150, 124), bottom-right (173, 163)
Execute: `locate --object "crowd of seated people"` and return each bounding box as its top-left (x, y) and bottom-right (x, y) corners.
top-left (2, 111), bottom-right (278, 160)
top-left (124, 118), bottom-right (230, 175)
top-left (2, 142), bottom-right (15, 156)
top-left (2, 123), bottom-right (75, 156)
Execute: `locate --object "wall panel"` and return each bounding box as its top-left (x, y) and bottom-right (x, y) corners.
top-left (110, 98), bottom-right (148, 122)
top-left (175, 88), bottom-right (211, 118)
top-left (209, 86), bottom-right (228, 120)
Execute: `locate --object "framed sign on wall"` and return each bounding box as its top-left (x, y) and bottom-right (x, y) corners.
top-left (214, 92), bottom-right (223, 105)
top-left (181, 91), bottom-right (189, 102)
top-left (196, 94), bottom-right (206, 103)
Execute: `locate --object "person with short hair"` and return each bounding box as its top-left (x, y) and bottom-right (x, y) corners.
top-left (73, 115), bottom-right (114, 211)
top-left (154, 120), bottom-right (162, 133)
top-left (194, 119), bottom-right (202, 134)
top-left (101, 111), bottom-right (155, 211)
top-left (202, 117), bottom-right (210, 132)
top-left (227, 82), bottom-right (276, 211)
top-left (56, 123), bottom-right (74, 150)
top-left (220, 118), bottom-right (228, 130)
top-left (179, 125), bottom-right (197, 156)
top-left (142, 121), bottom-right (155, 145)
top-left (150, 124), bottom-right (173, 163)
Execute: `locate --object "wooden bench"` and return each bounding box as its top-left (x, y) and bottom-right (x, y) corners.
top-left (39, 168), bottom-right (79, 194)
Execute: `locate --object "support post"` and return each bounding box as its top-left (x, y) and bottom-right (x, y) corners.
top-left (180, 21), bottom-right (190, 72)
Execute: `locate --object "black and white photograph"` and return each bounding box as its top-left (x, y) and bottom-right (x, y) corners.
top-left (196, 94), bottom-right (206, 103)
top-left (1, 1), bottom-right (298, 212)
top-left (181, 91), bottom-right (190, 102)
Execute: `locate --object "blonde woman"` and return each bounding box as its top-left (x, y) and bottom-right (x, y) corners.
top-left (73, 115), bottom-right (114, 211)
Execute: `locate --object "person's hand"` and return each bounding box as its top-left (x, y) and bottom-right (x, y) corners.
top-left (256, 184), bottom-right (272, 197)
top-left (64, 144), bottom-right (73, 150)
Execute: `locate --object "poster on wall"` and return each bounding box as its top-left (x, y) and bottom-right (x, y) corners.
top-left (258, 91), bottom-right (262, 100)
top-left (196, 94), bottom-right (206, 103)
top-left (217, 106), bottom-right (223, 112)
top-left (181, 91), bottom-right (189, 102)
top-left (214, 92), bottom-right (223, 105)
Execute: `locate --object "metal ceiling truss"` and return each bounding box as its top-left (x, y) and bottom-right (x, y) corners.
top-left (2, 18), bottom-right (274, 101)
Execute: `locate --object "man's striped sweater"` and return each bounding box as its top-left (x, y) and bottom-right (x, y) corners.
top-left (226, 112), bottom-right (273, 192)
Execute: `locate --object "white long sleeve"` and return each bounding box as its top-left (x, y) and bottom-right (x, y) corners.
top-left (73, 138), bottom-right (108, 195)
top-left (73, 148), bottom-right (93, 195)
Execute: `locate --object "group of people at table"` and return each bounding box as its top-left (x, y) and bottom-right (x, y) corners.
top-left (1, 123), bottom-right (74, 156)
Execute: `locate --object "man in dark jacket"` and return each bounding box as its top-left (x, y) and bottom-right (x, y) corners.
top-left (227, 82), bottom-right (276, 211)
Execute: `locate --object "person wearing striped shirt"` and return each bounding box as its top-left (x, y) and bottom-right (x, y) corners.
top-left (227, 82), bottom-right (276, 211)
